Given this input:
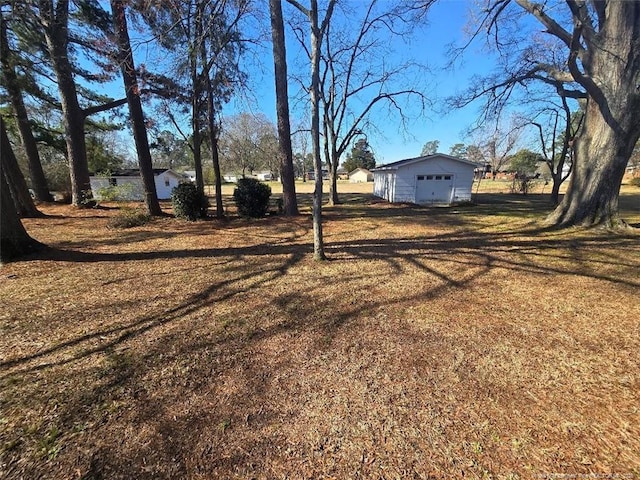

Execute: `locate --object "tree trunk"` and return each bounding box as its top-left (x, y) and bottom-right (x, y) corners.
top-left (0, 14), bottom-right (52, 202)
top-left (269, 0), bottom-right (298, 216)
top-left (204, 76), bottom-right (224, 218)
top-left (1, 118), bottom-right (41, 218)
top-left (209, 131), bottom-right (224, 218)
top-left (549, 172), bottom-right (562, 207)
top-left (545, 3), bottom-right (640, 227)
top-left (111, 0), bottom-right (162, 216)
top-left (327, 147), bottom-right (340, 206)
top-left (39, 0), bottom-right (94, 207)
top-left (546, 99), bottom-right (639, 227)
top-left (191, 5), bottom-right (205, 195)
top-left (1, 131), bottom-right (43, 264)
top-left (310, 0), bottom-right (326, 260)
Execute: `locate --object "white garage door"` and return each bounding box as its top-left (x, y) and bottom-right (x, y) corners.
top-left (415, 174), bottom-right (453, 203)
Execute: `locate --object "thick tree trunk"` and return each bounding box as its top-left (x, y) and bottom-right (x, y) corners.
top-left (0, 14), bottom-right (52, 202)
top-left (546, 99), bottom-right (639, 227)
top-left (1, 133), bottom-right (43, 264)
top-left (270, 0), bottom-right (298, 216)
top-left (545, 2), bottom-right (640, 227)
top-left (39, 0), bottom-right (93, 207)
top-left (1, 118), bottom-right (41, 217)
top-left (111, 0), bottom-right (162, 216)
top-left (310, 1), bottom-right (326, 260)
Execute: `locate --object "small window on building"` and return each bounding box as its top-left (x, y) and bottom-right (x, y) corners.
top-left (435, 175), bottom-right (443, 180)
top-left (426, 175), bottom-right (434, 180)
top-left (165, 179), bottom-right (170, 187)
top-left (417, 175), bottom-right (424, 180)
top-left (109, 178), bottom-right (117, 187)
top-left (444, 175), bottom-right (452, 180)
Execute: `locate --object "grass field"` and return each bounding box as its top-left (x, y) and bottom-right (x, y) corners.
top-left (1, 180), bottom-right (639, 479)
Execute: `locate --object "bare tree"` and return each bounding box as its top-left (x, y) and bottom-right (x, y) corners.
top-left (470, 121), bottom-right (520, 179)
top-left (527, 101), bottom-right (584, 205)
top-left (456, 1), bottom-right (640, 227)
top-left (292, 0), bottom-right (430, 205)
top-left (285, 0), bottom-right (336, 260)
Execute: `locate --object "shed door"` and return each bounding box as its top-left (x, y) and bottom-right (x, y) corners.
top-left (415, 174), bottom-right (453, 203)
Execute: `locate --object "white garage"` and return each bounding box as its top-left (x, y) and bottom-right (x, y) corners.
top-left (372, 154), bottom-right (476, 205)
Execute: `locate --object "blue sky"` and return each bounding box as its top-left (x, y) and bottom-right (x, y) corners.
top-left (116, 0), bottom-right (499, 166)
top-left (225, 0), bottom-right (497, 165)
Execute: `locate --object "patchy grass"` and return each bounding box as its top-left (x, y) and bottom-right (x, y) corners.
top-left (1, 183), bottom-right (639, 479)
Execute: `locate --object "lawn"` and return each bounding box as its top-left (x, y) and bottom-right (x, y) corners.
top-left (1, 181), bottom-right (639, 479)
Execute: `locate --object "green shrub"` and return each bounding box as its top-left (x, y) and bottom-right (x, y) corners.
top-left (629, 177), bottom-right (640, 187)
top-left (171, 183), bottom-right (208, 220)
top-left (233, 177), bottom-right (271, 218)
top-left (108, 207), bottom-right (152, 229)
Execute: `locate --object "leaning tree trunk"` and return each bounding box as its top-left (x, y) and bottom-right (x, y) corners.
top-left (39, 0), bottom-right (93, 207)
top-left (545, 3), bottom-right (640, 228)
top-left (270, 0), bottom-right (299, 216)
top-left (1, 132), bottom-right (43, 264)
top-left (1, 118), bottom-right (41, 218)
top-left (111, 0), bottom-right (162, 216)
top-left (0, 14), bottom-right (52, 202)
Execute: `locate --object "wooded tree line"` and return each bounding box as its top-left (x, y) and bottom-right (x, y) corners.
top-left (2, 0), bottom-right (640, 263)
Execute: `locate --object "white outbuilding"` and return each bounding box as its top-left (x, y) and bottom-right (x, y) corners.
top-left (372, 154), bottom-right (476, 205)
top-left (90, 168), bottom-right (184, 201)
top-left (349, 168), bottom-right (374, 183)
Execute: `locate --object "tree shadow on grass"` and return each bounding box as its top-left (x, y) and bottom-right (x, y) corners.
top-left (4, 198), bottom-right (640, 478)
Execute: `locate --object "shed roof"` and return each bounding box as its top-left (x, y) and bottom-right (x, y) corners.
top-left (372, 153), bottom-right (479, 171)
top-left (348, 168), bottom-right (373, 176)
top-left (90, 168), bottom-right (182, 178)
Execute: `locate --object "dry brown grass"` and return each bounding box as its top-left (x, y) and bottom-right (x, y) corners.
top-left (1, 182), bottom-right (639, 479)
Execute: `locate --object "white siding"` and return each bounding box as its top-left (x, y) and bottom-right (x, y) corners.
top-left (374, 156), bottom-right (475, 204)
top-left (154, 172), bottom-right (181, 199)
top-left (91, 171), bottom-right (182, 201)
top-left (349, 169), bottom-right (373, 183)
top-left (91, 176), bottom-right (145, 201)
top-left (373, 171), bottom-right (395, 201)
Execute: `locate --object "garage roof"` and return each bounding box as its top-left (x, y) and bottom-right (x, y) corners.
top-left (372, 153), bottom-right (479, 171)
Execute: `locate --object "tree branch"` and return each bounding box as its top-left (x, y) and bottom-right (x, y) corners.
top-left (82, 97), bottom-right (127, 117)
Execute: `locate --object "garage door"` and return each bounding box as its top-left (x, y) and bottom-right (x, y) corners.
top-left (415, 174), bottom-right (453, 203)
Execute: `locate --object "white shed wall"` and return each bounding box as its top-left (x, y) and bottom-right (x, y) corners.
top-left (155, 172), bottom-right (181, 199)
top-left (91, 177), bottom-right (146, 201)
top-left (91, 171), bottom-right (182, 201)
top-left (374, 156), bottom-right (475, 204)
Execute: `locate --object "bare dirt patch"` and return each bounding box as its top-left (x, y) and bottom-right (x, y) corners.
top-left (1, 184), bottom-right (639, 479)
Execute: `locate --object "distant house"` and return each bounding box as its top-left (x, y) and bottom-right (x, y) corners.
top-left (223, 173), bottom-right (239, 183)
top-left (306, 169), bottom-right (329, 180)
top-left (337, 166), bottom-right (349, 180)
top-left (372, 154), bottom-right (475, 205)
top-left (90, 169), bottom-right (184, 201)
top-left (255, 171), bottom-right (275, 181)
top-left (182, 170), bottom-right (196, 183)
top-left (349, 168), bottom-right (374, 183)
